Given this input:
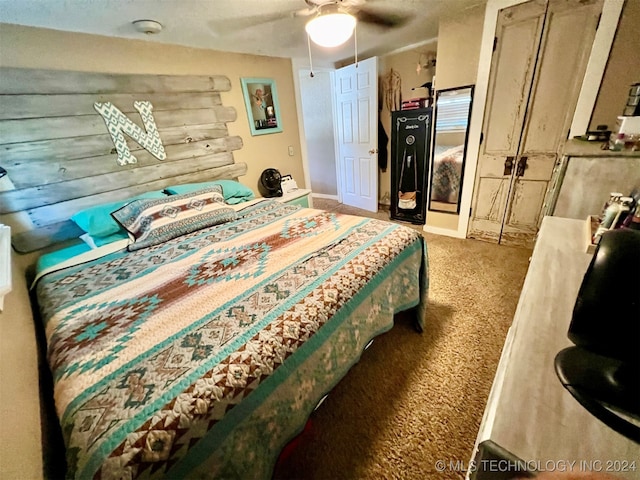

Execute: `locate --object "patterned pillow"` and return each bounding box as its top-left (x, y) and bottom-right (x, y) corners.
top-left (111, 186), bottom-right (237, 251)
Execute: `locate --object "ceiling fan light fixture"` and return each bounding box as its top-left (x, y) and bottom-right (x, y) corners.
top-left (305, 11), bottom-right (356, 48)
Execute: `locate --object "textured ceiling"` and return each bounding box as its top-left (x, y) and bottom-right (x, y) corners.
top-left (0, 0), bottom-right (486, 66)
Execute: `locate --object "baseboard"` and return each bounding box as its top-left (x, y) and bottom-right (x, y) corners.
top-left (311, 193), bottom-right (339, 201)
top-left (423, 224), bottom-right (466, 239)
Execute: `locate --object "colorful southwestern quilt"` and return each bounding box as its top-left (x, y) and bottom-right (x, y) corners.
top-left (35, 200), bottom-right (429, 479)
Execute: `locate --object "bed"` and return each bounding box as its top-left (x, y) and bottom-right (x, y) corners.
top-left (32, 189), bottom-right (429, 479)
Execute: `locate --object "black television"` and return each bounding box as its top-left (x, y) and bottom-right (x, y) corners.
top-left (555, 228), bottom-right (640, 443)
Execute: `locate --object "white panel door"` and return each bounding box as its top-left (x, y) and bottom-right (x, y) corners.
top-left (335, 57), bottom-right (378, 212)
top-left (469, 0), bottom-right (602, 246)
top-left (500, 0), bottom-right (602, 246)
top-left (468, 0), bottom-right (547, 243)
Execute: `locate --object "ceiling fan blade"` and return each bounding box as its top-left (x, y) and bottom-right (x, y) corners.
top-left (293, 6), bottom-right (317, 18)
top-left (353, 6), bottom-right (410, 29)
top-left (208, 11), bottom-right (294, 37)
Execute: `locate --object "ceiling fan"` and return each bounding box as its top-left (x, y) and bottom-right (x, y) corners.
top-left (208, 0), bottom-right (409, 45)
top-left (296, 0), bottom-right (410, 30)
top-left (299, 0), bottom-right (409, 47)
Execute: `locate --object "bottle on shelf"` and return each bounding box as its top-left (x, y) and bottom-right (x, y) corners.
top-left (608, 132), bottom-right (626, 151)
top-left (594, 199), bottom-right (621, 243)
top-left (615, 197), bottom-right (634, 228)
top-left (600, 192), bottom-right (623, 221)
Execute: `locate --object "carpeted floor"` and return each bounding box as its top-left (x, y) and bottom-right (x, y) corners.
top-left (273, 199), bottom-right (533, 480)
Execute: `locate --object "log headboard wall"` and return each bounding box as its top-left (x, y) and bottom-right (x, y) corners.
top-left (0, 67), bottom-right (246, 252)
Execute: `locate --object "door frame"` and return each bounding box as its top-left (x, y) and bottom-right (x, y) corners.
top-left (459, 0), bottom-right (623, 239)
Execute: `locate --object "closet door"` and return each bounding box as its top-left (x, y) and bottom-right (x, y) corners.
top-left (468, 0), bottom-right (547, 243)
top-left (500, 0), bottom-right (603, 246)
top-left (468, 0), bottom-right (603, 246)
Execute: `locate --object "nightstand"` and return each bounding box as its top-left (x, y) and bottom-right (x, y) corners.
top-left (276, 189), bottom-right (313, 208)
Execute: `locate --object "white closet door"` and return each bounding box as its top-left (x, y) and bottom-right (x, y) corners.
top-left (500, 0), bottom-right (603, 246)
top-left (469, 0), bottom-right (603, 246)
top-left (468, 0), bottom-right (547, 243)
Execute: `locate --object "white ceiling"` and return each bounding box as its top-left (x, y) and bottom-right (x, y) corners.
top-left (0, 0), bottom-right (486, 66)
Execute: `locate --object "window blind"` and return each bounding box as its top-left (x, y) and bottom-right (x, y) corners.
top-left (435, 88), bottom-right (472, 132)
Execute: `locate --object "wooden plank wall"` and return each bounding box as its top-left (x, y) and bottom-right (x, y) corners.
top-left (0, 68), bottom-right (246, 251)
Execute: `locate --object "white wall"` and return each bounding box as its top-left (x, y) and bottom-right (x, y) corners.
top-left (0, 23), bottom-right (307, 198)
top-left (424, 4), bottom-right (485, 236)
top-left (588, 0), bottom-right (640, 131)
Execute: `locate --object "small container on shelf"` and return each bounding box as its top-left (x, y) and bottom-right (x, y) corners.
top-left (592, 196), bottom-right (635, 244)
top-left (608, 132), bottom-right (626, 151)
top-left (600, 192), bottom-right (623, 220)
top-left (584, 215), bottom-right (599, 254)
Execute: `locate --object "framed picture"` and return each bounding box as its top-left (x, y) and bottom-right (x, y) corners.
top-left (240, 77), bottom-right (283, 136)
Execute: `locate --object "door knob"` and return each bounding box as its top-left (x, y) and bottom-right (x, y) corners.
top-left (369, 148), bottom-right (378, 155)
top-left (516, 156), bottom-right (528, 177)
top-left (504, 156), bottom-right (514, 176)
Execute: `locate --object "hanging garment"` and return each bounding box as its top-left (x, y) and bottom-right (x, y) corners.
top-left (378, 119), bottom-right (389, 172)
top-left (398, 144), bottom-right (418, 210)
top-left (383, 69), bottom-right (401, 112)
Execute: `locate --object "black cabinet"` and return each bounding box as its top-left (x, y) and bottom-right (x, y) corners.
top-left (390, 108), bottom-right (432, 224)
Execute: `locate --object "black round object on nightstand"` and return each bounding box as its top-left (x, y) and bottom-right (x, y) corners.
top-left (259, 168), bottom-right (282, 197)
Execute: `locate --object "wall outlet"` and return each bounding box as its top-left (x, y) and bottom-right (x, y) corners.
top-left (288, 146), bottom-right (294, 156)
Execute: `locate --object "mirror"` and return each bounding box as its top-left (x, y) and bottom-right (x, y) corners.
top-left (428, 85), bottom-right (474, 214)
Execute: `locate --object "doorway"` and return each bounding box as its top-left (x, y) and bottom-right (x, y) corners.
top-left (298, 69), bottom-right (339, 199)
top-left (297, 58), bottom-right (379, 213)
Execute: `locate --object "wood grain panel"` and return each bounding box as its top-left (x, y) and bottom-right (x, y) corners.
top-left (0, 92), bottom-right (223, 120)
top-left (5, 136), bottom-right (243, 189)
top-left (1, 68), bottom-right (245, 248)
top-left (521, 0), bottom-right (602, 154)
top-left (0, 68), bottom-right (231, 94)
top-left (1, 152), bottom-right (237, 213)
top-left (0, 107), bottom-right (236, 144)
top-left (1, 123), bottom-right (231, 167)
top-left (26, 162), bottom-right (248, 227)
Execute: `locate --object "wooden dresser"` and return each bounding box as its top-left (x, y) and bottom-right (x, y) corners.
top-left (546, 140), bottom-right (640, 221)
top-left (469, 216), bottom-right (640, 479)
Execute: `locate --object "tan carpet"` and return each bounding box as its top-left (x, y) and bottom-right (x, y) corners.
top-left (274, 201), bottom-right (533, 480)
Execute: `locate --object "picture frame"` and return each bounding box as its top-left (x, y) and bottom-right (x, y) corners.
top-left (240, 77), bottom-right (283, 136)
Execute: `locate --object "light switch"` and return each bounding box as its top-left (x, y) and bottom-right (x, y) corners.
top-left (288, 146), bottom-right (294, 156)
